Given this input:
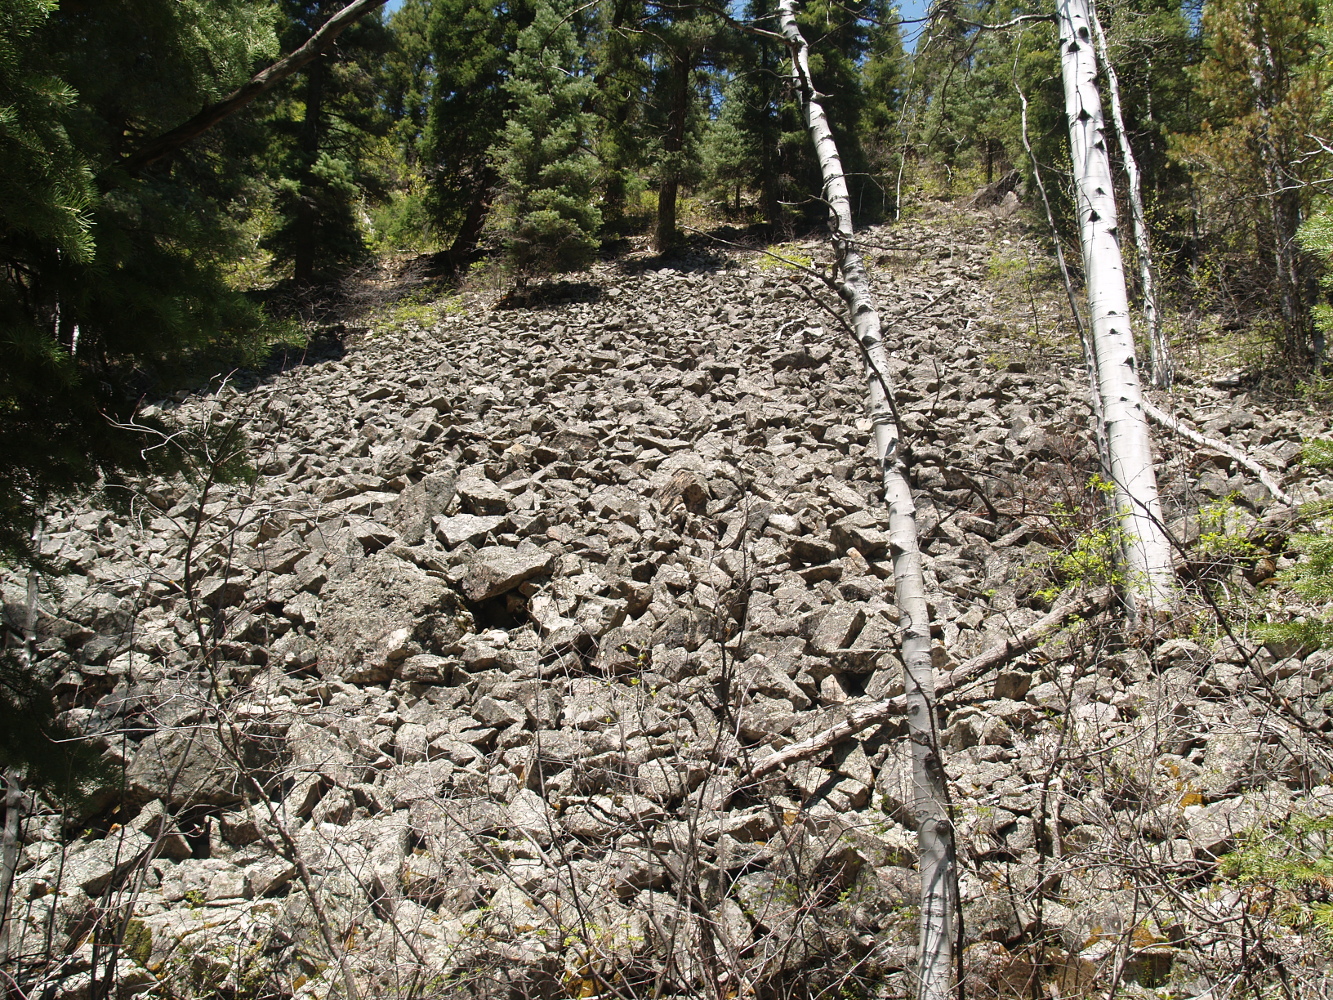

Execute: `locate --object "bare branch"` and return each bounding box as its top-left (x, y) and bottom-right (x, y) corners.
top-left (1142, 400), bottom-right (1295, 505)
top-left (115, 0), bottom-right (388, 176)
top-left (741, 588), bottom-right (1116, 783)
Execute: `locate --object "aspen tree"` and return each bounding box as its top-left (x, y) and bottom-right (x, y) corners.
top-left (775, 4), bottom-right (957, 997)
top-left (1057, 0), bottom-right (1175, 614)
top-left (1089, 1), bottom-right (1173, 388)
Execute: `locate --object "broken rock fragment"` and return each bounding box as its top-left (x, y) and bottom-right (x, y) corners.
top-left (317, 551), bottom-right (473, 682)
top-left (463, 544), bottom-right (554, 602)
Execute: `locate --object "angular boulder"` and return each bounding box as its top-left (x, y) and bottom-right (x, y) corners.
top-left (317, 551), bottom-right (473, 683)
top-left (462, 545), bottom-right (553, 602)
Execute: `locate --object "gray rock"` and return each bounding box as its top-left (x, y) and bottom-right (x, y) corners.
top-left (993, 670), bottom-right (1031, 701)
top-left (1181, 794), bottom-right (1279, 858)
top-left (126, 728), bottom-right (249, 807)
top-left (128, 799), bottom-right (192, 859)
top-left (456, 475), bottom-right (512, 515)
top-left (317, 551), bottom-right (473, 682)
top-left (649, 607), bottom-right (716, 653)
top-left (462, 545), bottom-right (554, 602)
top-left (562, 794), bottom-right (662, 839)
top-left (1198, 729), bottom-right (1265, 798)
top-left (62, 829), bottom-right (154, 895)
top-left (830, 511), bottom-right (890, 558)
top-left (399, 653), bottom-right (456, 684)
top-left (472, 694), bottom-right (527, 728)
top-left (433, 513), bottom-right (506, 548)
top-left (809, 605), bottom-right (866, 656)
top-left (388, 472), bottom-right (459, 546)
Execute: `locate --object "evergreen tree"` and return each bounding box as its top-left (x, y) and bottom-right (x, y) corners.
top-left (1172, 0), bottom-right (1326, 361)
top-left (795, 0), bottom-right (884, 219)
top-left (490, 0), bottom-right (602, 274)
top-left (366, 0), bottom-right (437, 252)
top-left (1, 0), bottom-right (277, 565)
top-left (642, 2), bottom-right (721, 250)
top-left (702, 74), bottom-right (766, 215)
top-left (262, 0), bottom-right (392, 285)
top-left (365, 0), bottom-right (437, 254)
top-left (380, 0), bottom-right (435, 167)
top-left (423, 0), bottom-right (534, 264)
top-left (860, 3), bottom-right (908, 217)
top-left (708, 0), bottom-right (893, 230)
top-left (589, 0), bottom-right (653, 233)
top-left (732, 3), bottom-right (797, 232)
top-left (907, 1), bottom-right (1061, 193)
top-left (1, 0), bottom-right (281, 805)
top-left (1092, 0), bottom-right (1199, 215)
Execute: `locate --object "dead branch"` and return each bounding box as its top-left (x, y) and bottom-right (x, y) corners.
top-left (741, 588), bottom-right (1115, 783)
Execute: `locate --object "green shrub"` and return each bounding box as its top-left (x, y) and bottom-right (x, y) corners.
top-left (1221, 814), bottom-right (1333, 937)
top-left (369, 189), bottom-right (439, 253)
top-left (1256, 440), bottom-right (1333, 649)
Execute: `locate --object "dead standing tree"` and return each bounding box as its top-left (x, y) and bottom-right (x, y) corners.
top-left (773, 3), bottom-right (959, 998)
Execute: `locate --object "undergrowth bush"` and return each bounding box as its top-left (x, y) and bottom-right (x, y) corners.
top-left (1257, 440), bottom-right (1333, 650)
top-left (1221, 814), bottom-right (1333, 938)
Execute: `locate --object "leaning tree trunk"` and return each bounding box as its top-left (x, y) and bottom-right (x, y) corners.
top-left (776, 5), bottom-right (958, 999)
top-left (1057, 0), bottom-right (1175, 616)
top-left (1089, 1), bottom-right (1172, 389)
top-left (118, 0), bottom-right (388, 176)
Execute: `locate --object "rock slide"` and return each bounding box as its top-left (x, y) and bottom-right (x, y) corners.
top-left (5, 205), bottom-right (1333, 1000)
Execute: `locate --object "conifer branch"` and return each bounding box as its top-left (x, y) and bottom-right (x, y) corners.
top-left (115, 0), bottom-right (387, 177)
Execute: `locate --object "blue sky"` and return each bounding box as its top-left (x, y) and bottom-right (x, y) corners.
top-left (897, 0), bottom-right (932, 51)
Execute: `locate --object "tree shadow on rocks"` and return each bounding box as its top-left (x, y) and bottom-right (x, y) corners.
top-left (494, 280), bottom-right (603, 310)
top-left (258, 325), bottom-right (349, 377)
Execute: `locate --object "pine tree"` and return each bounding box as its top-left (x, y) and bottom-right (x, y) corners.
top-left (0, 0), bottom-right (277, 564)
top-left (697, 1), bottom-right (793, 233)
top-left (1172, 0), bottom-right (1327, 362)
top-left (794, 0), bottom-right (883, 219)
top-left (380, 0), bottom-right (435, 168)
top-left (714, 0), bottom-right (891, 230)
top-left (262, 0), bottom-right (392, 285)
top-left (908, 1), bottom-right (1061, 193)
top-left (860, 3), bottom-right (908, 218)
top-left (642, 3), bottom-right (720, 250)
top-left (363, 0), bottom-right (437, 252)
top-left (1, 0), bottom-right (278, 820)
top-left (423, 0), bottom-right (534, 264)
top-left (490, 0), bottom-right (602, 274)
top-left (702, 75), bottom-right (765, 215)
top-left (589, 0), bottom-right (653, 233)
top-left (1091, 0), bottom-right (1199, 215)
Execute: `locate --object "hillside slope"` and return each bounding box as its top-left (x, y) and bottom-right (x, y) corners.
top-left (4, 205), bottom-right (1333, 1000)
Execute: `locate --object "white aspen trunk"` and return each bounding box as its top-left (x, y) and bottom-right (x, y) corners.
top-left (0, 569), bottom-right (38, 968)
top-left (1057, 0), bottom-right (1175, 615)
top-left (1089, 2), bottom-right (1172, 388)
top-left (0, 769), bottom-right (21, 969)
top-left (775, 5), bottom-right (957, 999)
